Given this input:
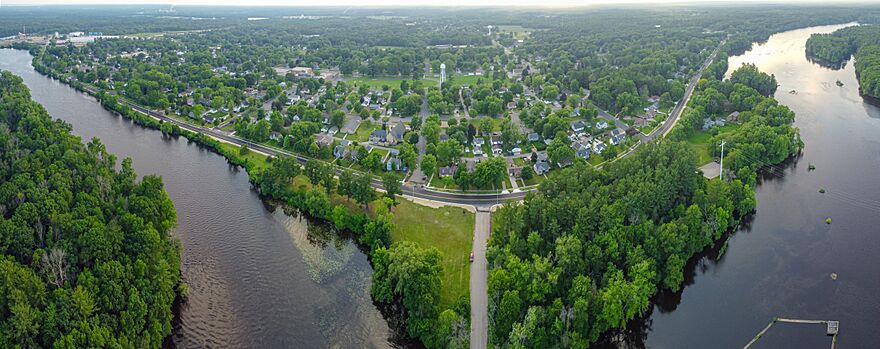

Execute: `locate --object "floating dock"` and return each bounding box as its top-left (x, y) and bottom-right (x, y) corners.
top-left (743, 317), bottom-right (839, 349)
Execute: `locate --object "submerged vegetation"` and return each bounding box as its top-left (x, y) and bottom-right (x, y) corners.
top-left (0, 71), bottom-right (180, 347)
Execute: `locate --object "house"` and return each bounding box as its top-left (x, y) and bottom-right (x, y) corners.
top-left (389, 123), bottom-right (406, 145)
top-left (527, 132), bottom-right (540, 142)
top-left (571, 120), bottom-right (587, 133)
top-left (592, 139), bottom-right (607, 154)
top-left (507, 101), bottom-right (517, 110)
top-left (508, 166), bottom-right (522, 178)
top-left (576, 144), bottom-right (591, 160)
top-left (439, 165), bottom-right (458, 177)
top-left (473, 137), bottom-right (485, 147)
top-left (492, 144), bottom-right (503, 155)
top-left (386, 157), bottom-right (405, 172)
top-left (473, 146), bottom-right (484, 156)
top-left (534, 161), bottom-right (551, 175)
top-left (557, 158), bottom-right (573, 168)
top-left (333, 144), bottom-right (348, 159)
top-left (702, 118), bottom-right (725, 131)
top-left (315, 133), bottom-right (334, 147)
top-left (596, 120), bottom-right (609, 129)
top-left (490, 135), bottom-right (503, 146)
top-left (270, 131), bottom-right (282, 141)
top-left (536, 151), bottom-right (549, 163)
top-left (466, 160), bottom-right (477, 173)
top-left (511, 147), bottom-right (522, 155)
top-left (610, 128), bottom-right (625, 145)
top-left (727, 111), bottom-right (740, 123)
top-left (369, 129), bottom-right (388, 144)
top-left (327, 126), bottom-right (339, 135)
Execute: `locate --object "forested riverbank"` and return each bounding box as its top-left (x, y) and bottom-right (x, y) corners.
top-left (26, 50), bottom-right (470, 348)
top-left (484, 59), bottom-right (801, 347)
top-left (806, 25), bottom-right (880, 99)
top-left (0, 71), bottom-right (181, 347)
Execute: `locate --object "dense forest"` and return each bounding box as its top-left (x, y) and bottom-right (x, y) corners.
top-left (806, 25), bottom-right (880, 99)
top-left (485, 64), bottom-right (800, 347)
top-left (0, 71), bottom-right (181, 347)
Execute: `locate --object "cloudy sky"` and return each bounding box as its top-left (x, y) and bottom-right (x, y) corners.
top-left (1, 0), bottom-right (859, 7)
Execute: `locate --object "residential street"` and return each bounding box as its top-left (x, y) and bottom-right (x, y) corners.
top-left (470, 210), bottom-right (491, 349)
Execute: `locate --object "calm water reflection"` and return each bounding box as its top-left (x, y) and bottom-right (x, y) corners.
top-left (608, 22), bottom-right (880, 349)
top-left (0, 49), bottom-right (407, 348)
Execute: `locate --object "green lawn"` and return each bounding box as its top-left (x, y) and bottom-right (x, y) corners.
top-left (522, 173), bottom-right (546, 187)
top-left (345, 77), bottom-right (440, 89)
top-left (447, 75), bottom-right (490, 87)
top-left (349, 121), bottom-right (378, 142)
top-left (684, 124), bottom-right (741, 165)
top-left (218, 142), bottom-right (271, 170)
top-left (389, 200), bottom-right (474, 309)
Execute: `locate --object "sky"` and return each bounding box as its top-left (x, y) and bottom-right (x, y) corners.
top-left (0, 0), bottom-right (862, 7)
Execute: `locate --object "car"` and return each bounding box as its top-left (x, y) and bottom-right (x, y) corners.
top-left (470, 252), bottom-right (475, 262)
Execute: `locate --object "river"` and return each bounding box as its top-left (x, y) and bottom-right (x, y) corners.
top-left (610, 23), bottom-right (880, 348)
top-left (0, 49), bottom-right (407, 348)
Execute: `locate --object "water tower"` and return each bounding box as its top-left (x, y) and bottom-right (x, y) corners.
top-left (440, 63), bottom-right (446, 84)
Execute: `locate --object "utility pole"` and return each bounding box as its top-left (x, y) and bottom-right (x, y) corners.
top-left (719, 139), bottom-right (726, 180)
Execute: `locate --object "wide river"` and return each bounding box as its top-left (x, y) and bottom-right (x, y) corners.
top-left (626, 23), bottom-right (880, 348)
top-left (2, 22), bottom-right (879, 349)
top-left (0, 49), bottom-right (406, 348)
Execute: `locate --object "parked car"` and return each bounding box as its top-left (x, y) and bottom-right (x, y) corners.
top-left (469, 252), bottom-right (475, 262)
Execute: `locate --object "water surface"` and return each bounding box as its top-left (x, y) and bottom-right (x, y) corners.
top-left (0, 48), bottom-right (401, 349)
top-left (635, 22), bottom-right (880, 348)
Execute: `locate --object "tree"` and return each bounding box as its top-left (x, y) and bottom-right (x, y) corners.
top-left (479, 118), bottom-right (494, 136)
top-left (330, 109), bottom-right (346, 128)
top-left (352, 174), bottom-right (375, 209)
top-left (547, 139), bottom-right (575, 167)
top-left (382, 172), bottom-right (402, 202)
top-left (421, 154), bottom-right (438, 176)
top-left (399, 143), bottom-right (418, 169)
top-left (474, 156), bottom-right (507, 188)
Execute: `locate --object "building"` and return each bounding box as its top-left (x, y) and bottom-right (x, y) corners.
top-left (386, 157), bottom-right (405, 172)
top-left (610, 128), bottom-right (626, 145)
top-left (571, 120), bottom-right (587, 133)
top-left (527, 132), bottom-right (540, 142)
top-left (369, 129), bottom-right (388, 144)
top-left (440, 63), bottom-right (447, 84)
top-left (439, 165), bottom-right (457, 177)
top-left (596, 120), bottom-right (609, 129)
top-left (534, 161), bottom-right (550, 175)
top-left (727, 111), bottom-right (740, 123)
top-left (333, 144), bottom-right (348, 159)
top-left (592, 139), bottom-right (607, 154)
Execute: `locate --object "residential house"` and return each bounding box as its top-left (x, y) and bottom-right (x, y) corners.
top-left (369, 129), bottom-right (388, 144)
top-left (386, 157), bottom-right (405, 172)
top-left (574, 142), bottom-right (591, 160)
top-left (473, 137), bottom-right (486, 147)
top-left (596, 120), bottom-right (609, 129)
top-left (490, 135), bottom-right (503, 146)
top-left (534, 161), bottom-right (550, 175)
top-left (333, 144), bottom-right (348, 159)
top-left (439, 165), bottom-right (457, 177)
top-left (610, 128), bottom-right (625, 145)
top-left (592, 139), bottom-right (607, 154)
top-left (527, 132), bottom-right (540, 142)
top-left (315, 133), bottom-right (333, 147)
top-left (727, 111), bottom-right (740, 123)
top-left (389, 123), bottom-right (406, 145)
top-left (571, 120), bottom-right (587, 134)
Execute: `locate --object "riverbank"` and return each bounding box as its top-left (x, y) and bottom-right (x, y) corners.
top-left (11, 48), bottom-right (475, 347)
top-left (632, 22), bottom-right (880, 348)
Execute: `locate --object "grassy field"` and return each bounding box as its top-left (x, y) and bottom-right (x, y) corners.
top-left (218, 142), bottom-right (271, 170)
top-left (389, 200), bottom-right (474, 308)
top-left (348, 121), bottom-right (378, 142)
top-left (345, 76), bottom-right (440, 89)
top-left (447, 74), bottom-right (489, 87)
top-left (684, 124), bottom-right (741, 165)
top-left (288, 172), bottom-right (474, 308)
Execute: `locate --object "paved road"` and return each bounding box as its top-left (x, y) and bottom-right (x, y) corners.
top-left (470, 211), bottom-right (491, 349)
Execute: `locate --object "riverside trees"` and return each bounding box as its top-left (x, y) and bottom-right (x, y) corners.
top-left (0, 71), bottom-right (180, 348)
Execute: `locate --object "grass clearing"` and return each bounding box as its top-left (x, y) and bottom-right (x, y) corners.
top-left (345, 77), bottom-right (440, 89)
top-left (349, 121), bottom-right (378, 142)
top-left (218, 142), bottom-right (271, 170)
top-left (684, 124), bottom-right (741, 165)
top-left (389, 199), bottom-right (474, 309)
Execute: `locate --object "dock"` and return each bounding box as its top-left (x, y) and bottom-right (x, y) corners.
top-left (743, 317), bottom-right (839, 349)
